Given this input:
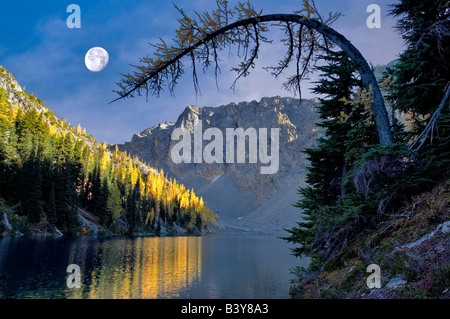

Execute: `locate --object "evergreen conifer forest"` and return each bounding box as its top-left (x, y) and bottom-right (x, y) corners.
top-left (0, 0), bottom-right (449, 300)
top-left (0, 67), bottom-right (216, 235)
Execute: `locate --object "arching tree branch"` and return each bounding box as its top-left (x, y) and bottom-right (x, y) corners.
top-left (112, 5), bottom-right (393, 145)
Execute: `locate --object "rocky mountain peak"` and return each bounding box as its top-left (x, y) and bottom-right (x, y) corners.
top-left (0, 65), bottom-right (44, 114)
top-left (116, 96), bottom-right (320, 233)
top-left (132, 121), bottom-right (175, 142)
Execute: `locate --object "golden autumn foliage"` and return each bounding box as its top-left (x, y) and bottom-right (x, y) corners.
top-left (0, 71), bottom-right (215, 234)
top-left (104, 148), bottom-right (215, 231)
top-left (0, 65), bottom-right (215, 235)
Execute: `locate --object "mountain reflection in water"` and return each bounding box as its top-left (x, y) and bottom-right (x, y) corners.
top-left (0, 234), bottom-right (307, 299)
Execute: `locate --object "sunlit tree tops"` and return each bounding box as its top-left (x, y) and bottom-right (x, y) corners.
top-left (0, 65), bottom-right (215, 231)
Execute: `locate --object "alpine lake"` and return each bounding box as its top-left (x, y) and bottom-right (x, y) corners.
top-left (0, 233), bottom-right (309, 299)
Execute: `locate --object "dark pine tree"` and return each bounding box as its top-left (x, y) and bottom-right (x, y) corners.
top-left (54, 163), bottom-right (76, 232)
top-left (45, 182), bottom-right (57, 225)
top-left (89, 164), bottom-right (109, 225)
top-left (126, 179), bottom-right (141, 234)
top-left (388, 0), bottom-right (450, 178)
top-left (20, 153), bottom-right (43, 224)
top-left (284, 49), bottom-right (378, 265)
top-left (100, 177), bottom-right (111, 225)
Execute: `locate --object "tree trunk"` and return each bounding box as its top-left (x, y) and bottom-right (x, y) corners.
top-left (184, 14), bottom-right (394, 145)
top-left (117, 14), bottom-right (394, 145)
top-left (257, 14), bottom-right (394, 145)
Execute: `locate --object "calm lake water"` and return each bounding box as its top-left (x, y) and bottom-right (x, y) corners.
top-left (0, 234), bottom-right (308, 299)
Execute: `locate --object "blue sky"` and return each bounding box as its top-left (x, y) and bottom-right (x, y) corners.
top-left (0, 0), bottom-right (405, 144)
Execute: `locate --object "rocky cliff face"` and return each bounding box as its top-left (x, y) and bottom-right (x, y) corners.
top-left (0, 66), bottom-right (45, 113)
top-left (117, 96), bottom-right (320, 233)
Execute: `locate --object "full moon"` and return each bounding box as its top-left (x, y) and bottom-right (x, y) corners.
top-left (85, 47), bottom-right (109, 72)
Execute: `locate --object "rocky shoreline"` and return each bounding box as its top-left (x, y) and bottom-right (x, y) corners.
top-left (0, 206), bottom-right (218, 238)
top-left (289, 182), bottom-right (450, 299)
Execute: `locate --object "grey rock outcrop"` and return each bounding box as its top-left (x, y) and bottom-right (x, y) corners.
top-left (116, 96), bottom-right (320, 234)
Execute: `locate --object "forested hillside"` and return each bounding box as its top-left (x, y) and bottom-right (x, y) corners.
top-left (116, 96), bottom-right (321, 235)
top-left (284, 0), bottom-right (450, 298)
top-left (0, 65), bottom-right (215, 235)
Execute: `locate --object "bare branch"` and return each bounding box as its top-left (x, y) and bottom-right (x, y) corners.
top-left (112, 5), bottom-right (393, 145)
top-left (409, 81), bottom-right (450, 151)
top-left (263, 22), bottom-right (294, 78)
top-left (190, 51), bottom-right (200, 96)
top-left (231, 23), bottom-right (260, 90)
